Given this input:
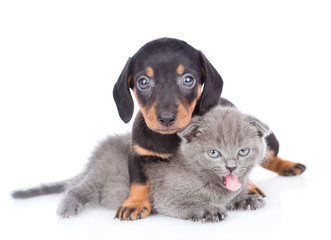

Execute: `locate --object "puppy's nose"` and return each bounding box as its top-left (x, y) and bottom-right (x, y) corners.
top-left (157, 112), bottom-right (176, 127)
top-left (227, 166), bottom-right (237, 173)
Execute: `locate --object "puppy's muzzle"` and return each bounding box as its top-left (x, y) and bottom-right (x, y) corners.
top-left (157, 112), bottom-right (176, 127)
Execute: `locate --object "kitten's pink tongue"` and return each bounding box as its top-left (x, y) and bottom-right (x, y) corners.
top-left (224, 174), bottom-right (241, 192)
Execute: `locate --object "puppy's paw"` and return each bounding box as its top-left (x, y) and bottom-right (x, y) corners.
top-left (227, 194), bottom-right (266, 211)
top-left (57, 198), bottom-right (84, 218)
top-left (115, 184), bottom-right (152, 221)
top-left (247, 181), bottom-right (266, 198)
top-left (282, 162), bottom-right (306, 176)
top-left (115, 200), bottom-right (151, 221)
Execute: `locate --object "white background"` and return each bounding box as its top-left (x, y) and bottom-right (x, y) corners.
top-left (1, 0), bottom-right (330, 239)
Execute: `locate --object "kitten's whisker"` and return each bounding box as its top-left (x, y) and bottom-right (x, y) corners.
top-left (236, 168), bottom-right (246, 174)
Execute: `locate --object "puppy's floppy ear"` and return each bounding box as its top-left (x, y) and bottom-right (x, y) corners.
top-left (246, 115), bottom-right (271, 138)
top-left (113, 58), bottom-right (134, 123)
top-left (198, 51), bottom-right (224, 115)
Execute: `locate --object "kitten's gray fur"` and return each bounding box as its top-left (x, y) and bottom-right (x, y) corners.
top-left (12, 107), bottom-right (270, 222)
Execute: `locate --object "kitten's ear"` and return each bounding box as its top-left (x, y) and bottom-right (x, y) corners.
top-left (178, 119), bottom-right (203, 142)
top-left (246, 115), bottom-right (271, 138)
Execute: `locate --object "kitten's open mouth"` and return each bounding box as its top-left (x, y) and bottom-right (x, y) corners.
top-left (221, 174), bottom-right (242, 192)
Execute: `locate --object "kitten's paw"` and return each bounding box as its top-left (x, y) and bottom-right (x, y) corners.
top-left (188, 211), bottom-right (227, 223)
top-left (227, 194), bottom-right (266, 211)
top-left (57, 199), bottom-right (84, 218)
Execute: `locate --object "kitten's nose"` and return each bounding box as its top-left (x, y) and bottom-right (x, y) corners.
top-left (227, 166), bottom-right (237, 173)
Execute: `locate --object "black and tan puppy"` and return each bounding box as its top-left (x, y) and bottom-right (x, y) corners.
top-left (113, 38), bottom-right (305, 220)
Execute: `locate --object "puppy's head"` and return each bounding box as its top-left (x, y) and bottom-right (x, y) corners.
top-left (113, 38), bottom-right (223, 134)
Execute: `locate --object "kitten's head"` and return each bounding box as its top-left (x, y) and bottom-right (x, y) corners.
top-left (178, 107), bottom-right (270, 192)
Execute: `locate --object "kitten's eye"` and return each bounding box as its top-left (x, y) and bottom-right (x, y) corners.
top-left (207, 150), bottom-right (221, 158)
top-left (238, 148), bottom-right (250, 157)
top-left (182, 75), bottom-right (195, 88)
top-left (138, 77), bottom-right (151, 90)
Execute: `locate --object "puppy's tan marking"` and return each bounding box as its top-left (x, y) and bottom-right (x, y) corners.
top-left (176, 84), bottom-right (201, 129)
top-left (146, 67), bottom-right (154, 78)
top-left (197, 83), bottom-right (202, 100)
top-left (133, 88), bottom-right (162, 132)
top-left (133, 144), bottom-right (172, 159)
top-left (176, 99), bottom-right (197, 129)
top-left (176, 64), bottom-right (185, 75)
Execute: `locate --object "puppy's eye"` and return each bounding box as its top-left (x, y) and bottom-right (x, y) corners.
top-left (138, 77), bottom-right (151, 90)
top-left (238, 148), bottom-right (250, 157)
top-left (182, 75), bottom-right (195, 88)
top-left (207, 150), bottom-right (221, 158)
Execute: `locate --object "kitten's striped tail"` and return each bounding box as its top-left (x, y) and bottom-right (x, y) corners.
top-left (12, 180), bottom-right (68, 199)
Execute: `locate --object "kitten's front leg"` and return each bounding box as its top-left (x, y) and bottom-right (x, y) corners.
top-left (57, 192), bottom-right (85, 218)
top-left (189, 210), bottom-right (227, 223)
top-left (227, 187), bottom-right (266, 211)
top-left (56, 178), bottom-right (102, 218)
top-left (176, 201), bottom-right (228, 223)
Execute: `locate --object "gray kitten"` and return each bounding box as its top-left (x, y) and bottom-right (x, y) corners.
top-left (12, 107), bottom-right (269, 222)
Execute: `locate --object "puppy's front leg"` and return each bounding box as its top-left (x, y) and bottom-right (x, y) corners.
top-left (115, 111), bottom-right (179, 221)
top-left (115, 153), bottom-right (152, 220)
